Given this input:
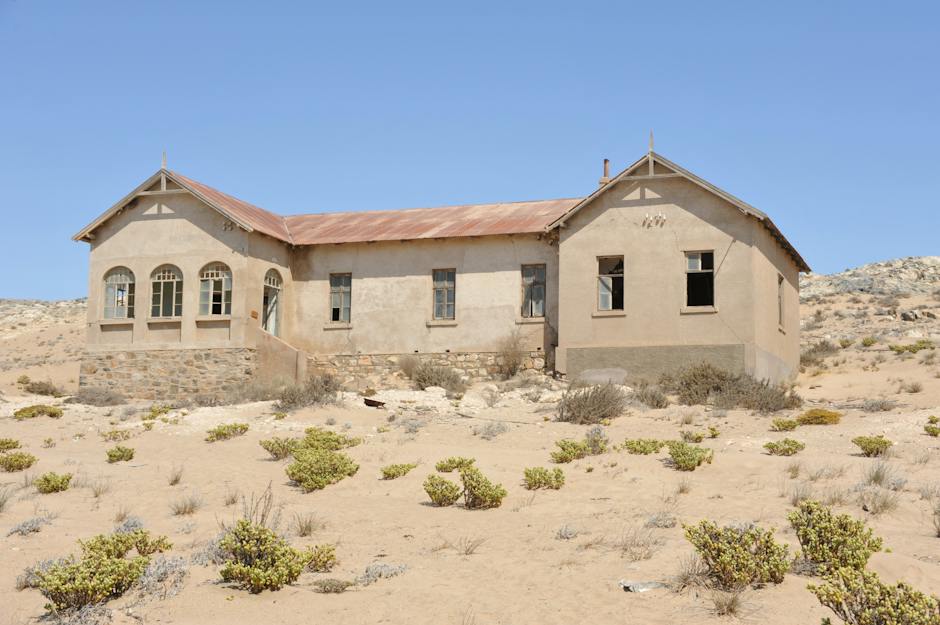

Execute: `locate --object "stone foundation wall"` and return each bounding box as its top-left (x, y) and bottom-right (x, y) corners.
top-left (79, 348), bottom-right (257, 400)
top-left (308, 350), bottom-right (549, 387)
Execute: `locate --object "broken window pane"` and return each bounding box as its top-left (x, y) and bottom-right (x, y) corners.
top-left (521, 264), bottom-right (545, 318)
top-left (597, 257), bottom-right (624, 311)
top-left (329, 273), bottom-right (351, 322)
top-left (432, 269), bottom-right (456, 320)
top-left (685, 251), bottom-right (714, 307)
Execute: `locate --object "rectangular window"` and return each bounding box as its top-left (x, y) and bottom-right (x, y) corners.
top-left (777, 274), bottom-right (785, 327)
top-left (329, 273), bottom-right (351, 322)
top-left (597, 256), bottom-right (624, 311)
top-left (151, 280), bottom-right (182, 317)
top-left (685, 251), bottom-right (715, 307)
top-left (432, 269), bottom-right (456, 320)
top-left (521, 264), bottom-right (546, 318)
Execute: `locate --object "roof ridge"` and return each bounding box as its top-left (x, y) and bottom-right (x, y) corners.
top-left (282, 196), bottom-right (584, 220)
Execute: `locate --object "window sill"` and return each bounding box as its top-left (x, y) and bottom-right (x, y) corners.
top-left (592, 310), bottom-right (626, 318)
top-left (98, 318), bottom-right (134, 326)
top-left (426, 320), bottom-right (458, 327)
top-left (147, 317), bottom-right (182, 324)
top-left (196, 315), bottom-right (231, 323)
top-left (323, 323), bottom-right (352, 330)
top-left (680, 306), bottom-right (718, 315)
top-left (516, 317), bottom-right (545, 325)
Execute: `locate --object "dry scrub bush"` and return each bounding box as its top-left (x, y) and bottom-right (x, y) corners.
top-left (0, 438), bottom-right (20, 452)
top-left (860, 336), bottom-right (878, 347)
top-left (205, 423), bottom-right (249, 442)
top-left (684, 521), bottom-right (789, 590)
top-left (711, 590), bottom-right (744, 617)
top-left (35, 530), bottom-right (171, 612)
top-left (0, 451), bottom-right (38, 472)
top-left (219, 519), bottom-right (312, 593)
top-left (13, 404), bottom-right (63, 420)
top-left (523, 467), bottom-right (565, 490)
top-left (634, 384), bottom-right (669, 409)
top-left (857, 487), bottom-right (899, 515)
top-left (259, 437), bottom-right (301, 460)
top-left (35, 472), bottom-right (72, 494)
top-left (764, 439), bottom-right (805, 456)
top-left (412, 362), bottom-right (465, 394)
top-left (435, 456), bottom-right (475, 472)
top-left (660, 363), bottom-right (801, 413)
top-left (170, 495), bottom-right (202, 516)
top-left (286, 448), bottom-right (358, 492)
top-left (771, 418), bottom-right (798, 432)
top-left (307, 544), bottom-right (338, 572)
top-left (862, 398), bottom-right (897, 412)
top-left (397, 355), bottom-right (419, 379)
top-left (381, 463), bottom-right (417, 479)
top-left (680, 430), bottom-right (704, 443)
top-left (22, 379), bottom-right (64, 397)
top-left (557, 383), bottom-right (628, 424)
top-left (666, 441), bottom-right (713, 471)
top-left (796, 409), bottom-right (842, 425)
top-left (801, 340), bottom-right (840, 367)
top-left (423, 474), bottom-right (461, 506)
top-left (106, 445), bottom-right (135, 463)
top-left (618, 525), bottom-right (660, 561)
top-left (620, 439), bottom-right (666, 455)
top-left (852, 435), bottom-right (893, 457)
top-left (809, 568), bottom-right (940, 625)
top-left (788, 501), bottom-right (882, 572)
top-left (496, 330), bottom-right (526, 377)
top-left (276, 373), bottom-right (341, 410)
top-left (460, 466), bottom-right (507, 509)
top-left (101, 429), bottom-right (132, 442)
top-left (65, 387), bottom-right (126, 406)
top-left (313, 578), bottom-right (354, 593)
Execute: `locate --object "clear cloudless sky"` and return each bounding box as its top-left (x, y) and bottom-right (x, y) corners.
top-left (1, 1), bottom-right (938, 299)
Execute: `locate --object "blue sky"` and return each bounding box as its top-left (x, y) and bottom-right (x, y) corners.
top-left (1, 1), bottom-right (938, 299)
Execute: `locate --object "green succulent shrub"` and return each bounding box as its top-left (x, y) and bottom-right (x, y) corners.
top-left (435, 456), bottom-right (475, 472)
top-left (852, 435), bottom-right (893, 457)
top-left (620, 439), bottom-right (666, 455)
top-left (764, 438), bottom-right (806, 456)
top-left (219, 520), bottom-right (312, 592)
top-left (928, 416), bottom-right (939, 425)
top-left (860, 336), bottom-right (878, 347)
top-left (809, 567), bottom-right (939, 625)
top-left (707, 426), bottom-right (720, 438)
top-left (0, 438), bottom-right (21, 452)
top-left (556, 383), bottom-right (628, 424)
top-left (0, 451), bottom-right (38, 472)
top-left (771, 418), bottom-right (798, 432)
top-left (788, 500), bottom-right (882, 572)
top-left (423, 474), bottom-right (461, 506)
top-left (460, 466), bottom-right (507, 509)
top-left (381, 463), bottom-right (417, 479)
top-left (796, 409), bottom-right (842, 425)
top-left (550, 439), bottom-right (590, 463)
top-left (36, 530), bottom-right (170, 611)
top-left (680, 430), bottom-right (705, 443)
top-left (684, 520), bottom-right (789, 590)
top-left (106, 445), bottom-right (135, 463)
top-left (13, 405), bottom-right (63, 420)
top-left (307, 544), bottom-right (338, 572)
top-left (839, 338), bottom-right (854, 349)
top-left (35, 472), bottom-right (73, 494)
top-left (299, 427), bottom-right (361, 451)
top-left (925, 424), bottom-right (940, 437)
top-left (205, 423), bottom-right (249, 442)
top-left (666, 441), bottom-right (713, 471)
top-left (523, 467), bottom-right (565, 490)
top-left (888, 339), bottom-right (934, 354)
top-left (259, 437), bottom-right (301, 460)
top-left (285, 448), bottom-right (358, 492)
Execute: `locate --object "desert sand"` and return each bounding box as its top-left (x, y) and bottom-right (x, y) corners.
top-left (1, 262), bottom-right (938, 625)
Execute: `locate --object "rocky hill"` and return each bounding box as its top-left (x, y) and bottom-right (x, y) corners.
top-left (800, 256), bottom-right (940, 300)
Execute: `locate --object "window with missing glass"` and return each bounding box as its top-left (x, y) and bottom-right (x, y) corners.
top-left (103, 267), bottom-right (135, 319)
top-left (151, 265), bottom-right (183, 318)
top-left (329, 273), bottom-right (351, 322)
top-left (685, 251), bottom-right (715, 307)
top-left (199, 263), bottom-right (232, 315)
top-left (597, 256), bottom-right (624, 311)
top-left (432, 269), bottom-right (456, 320)
top-left (521, 264), bottom-right (545, 318)
top-left (777, 273), bottom-right (785, 327)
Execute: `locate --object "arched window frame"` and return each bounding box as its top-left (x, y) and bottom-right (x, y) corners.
top-left (150, 265), bottom-right (183, 318)
top-left (103, 267), bottom-right (135, 319)
top-left (199, 262), bottom-right (232, 316)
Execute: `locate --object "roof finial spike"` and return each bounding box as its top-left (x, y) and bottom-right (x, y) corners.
top-left (649, 129), bottom-right (654, 153)
top-left (161, 150), bottom-right (167, 170)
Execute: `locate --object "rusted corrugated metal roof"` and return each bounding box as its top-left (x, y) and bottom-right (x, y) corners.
top-left (284, 198), bottom-right (581, 245)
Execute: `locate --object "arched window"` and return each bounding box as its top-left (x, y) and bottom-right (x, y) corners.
top-left (199, 262), bottom-right (232, 315)
top-left (262, 269), bottom-right (282, 336)
top-left (103, 267), bottom-right (135, 319)
top-left (151, 265), bottom-right (183, 318)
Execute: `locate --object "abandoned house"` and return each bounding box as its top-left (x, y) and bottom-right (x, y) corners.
top-left (73, 150), bottom-right (810, 399)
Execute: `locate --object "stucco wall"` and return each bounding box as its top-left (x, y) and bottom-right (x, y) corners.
top-left (286, 235), bottom-right (558, 358)
top-left (750, 222), bottom-right (801, 380)
top-left (555, 176), bottom-right (763, 380)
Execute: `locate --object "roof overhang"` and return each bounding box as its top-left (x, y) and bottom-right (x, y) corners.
top-left (546, 151), bottom-right (810, 273)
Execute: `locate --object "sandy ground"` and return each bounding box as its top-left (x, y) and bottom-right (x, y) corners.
top-left (0, 292), bottom-right (938, 625)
